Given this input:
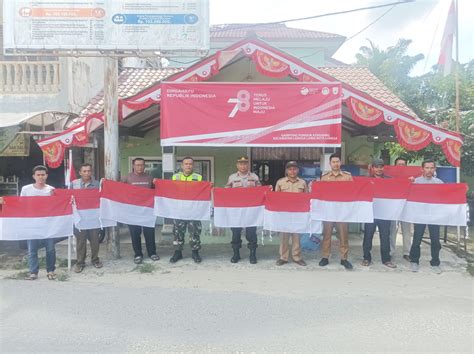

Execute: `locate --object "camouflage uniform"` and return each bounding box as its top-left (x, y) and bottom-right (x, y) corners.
top-left (173, 219), bottom-right (202, 251)
top-left (172, 171), bottom-right (203, 251)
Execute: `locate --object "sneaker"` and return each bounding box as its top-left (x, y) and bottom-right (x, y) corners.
top-left (74, 264), bottom-right (85, 273)
top-left (318, 258), bottom-right (329, 267)
top-left (410, 262), bottom-right (419, 272)
top-left (150, 254), bottom-right (160, 262)
top-left (340, 259), bottom-right (353, 270)
top-left (431, 266), bottom-right (442, 274)
top-left (134, 256), bottom-right (143, 265)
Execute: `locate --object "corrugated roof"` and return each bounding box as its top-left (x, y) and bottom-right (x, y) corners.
top-left (80, 67), bottom-right (182, 117)
top-left (319, 66), bottom-right (417, 117)
top-left (210, 23), bottom-right (345, 40)
top-left (80, 66), bottom-right (415, 119)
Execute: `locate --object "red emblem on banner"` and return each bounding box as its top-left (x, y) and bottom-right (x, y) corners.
top-left (348, 97), bottom-right (383, 127)
top-left (395, 120), bottom-right (431, 150)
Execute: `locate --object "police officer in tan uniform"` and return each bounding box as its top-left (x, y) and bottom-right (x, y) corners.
top-left (319, 153), bottom-right (354, 270)
top-left (225, 157), bottom-right (261, 264)
top-left (275, 161), bottom-right (308, 266)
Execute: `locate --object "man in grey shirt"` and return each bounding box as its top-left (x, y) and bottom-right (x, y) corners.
top-left (409, 159), bottom-right (444, 274)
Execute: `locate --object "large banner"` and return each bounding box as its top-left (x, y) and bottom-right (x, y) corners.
top-left (3, 0), bottom-right (209, 53)
top-left (160, 82), bottom-right (342, 147)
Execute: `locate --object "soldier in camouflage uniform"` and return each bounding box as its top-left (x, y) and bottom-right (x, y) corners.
top-left (170, 157), bottom-right (203, 264)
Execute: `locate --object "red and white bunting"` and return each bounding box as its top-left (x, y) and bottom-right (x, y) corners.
top-left (100, 180), bottom-right (156, 227)
top-left (264, 192), bottom-right (322, 233)
top-left (55, 189), bottom-right (116, 230)
top-left (311, 179), bottom-right (374, 223)
top-left (213, 186), bottom-right (269, 227)
top-left (399, 183), bottom-right (467, 226)
top-left (154, 179), bottom-right (212, 221)
top-left (371, 178), bottom-right (411, 221)
top-left (0, 195), bottom-right (73, 240)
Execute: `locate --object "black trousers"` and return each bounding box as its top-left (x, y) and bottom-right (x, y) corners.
top-left (128, 225), bottom-right (156, 258)
top-left (231, 227), bottom-right (257, 250)
top-left (409, 224), bottom-right (441, 266)
top-left (363, 219), bottom-right (391, 263)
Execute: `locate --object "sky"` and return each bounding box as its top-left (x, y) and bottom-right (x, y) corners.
top-left (210, 0), bottom-right (474, 76)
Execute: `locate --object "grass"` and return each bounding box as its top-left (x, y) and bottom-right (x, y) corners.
top-left (56, 272), bottom-right (69, 281)
top-left (6, 271), bottom-right (29, 280)
top-left (135, 262), bottom-right (155, 273)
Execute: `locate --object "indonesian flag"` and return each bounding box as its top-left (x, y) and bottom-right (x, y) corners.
top-left (64, 149), bottom-right (77, 187)
top-left (0, 195), bottom-right (73, 240)
top-left (213, 186), bottom-right (268, 227)
top-left (55, 189), bottom-right (116, 230)
top-left (100, 179), bottom-right (156, 227)
top-left (399, 183), bottom-right (467, 226)
top-left (264, 192), bottom-right (322, 233)
top-left (311, 179), bottom-right (374, 223)
top-left (154, 179), bottom-right (212, 221)
top-left (383, 166), bottom-right (421, 180)
top-left (438, 0), bottom-right (455, 76)
top-left (371, 178), bottom-right (411, 220)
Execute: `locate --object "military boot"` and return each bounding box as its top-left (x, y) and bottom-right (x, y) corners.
top-left (249, 248), bottom-right (257, 264)
top-left (169, 250), bottom-right (183, 263)
top-left (192, 250), bottom-right (202, 263)
top-left (230, 248), bottom-right (240, 263)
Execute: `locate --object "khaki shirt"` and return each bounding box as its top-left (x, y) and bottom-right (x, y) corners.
top-left (225, 171), bottom-right (261, 188)
top-left (275, 177), bottom-right (308, 193)
top-left (321, 170), bottom-right (353, 182)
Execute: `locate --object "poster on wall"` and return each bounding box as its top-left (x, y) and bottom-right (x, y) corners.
top-left (160, 82), bottom-right (342, 147)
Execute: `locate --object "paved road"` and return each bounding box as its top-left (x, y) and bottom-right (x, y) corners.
top-left (1, 265), bottom-right (473, 353)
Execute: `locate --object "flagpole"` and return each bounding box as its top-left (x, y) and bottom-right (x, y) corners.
top-left (454, 0), bottom-right (461, 250)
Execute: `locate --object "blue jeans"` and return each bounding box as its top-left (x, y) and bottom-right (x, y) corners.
top-left (27, 239), bottom-right (56, 274)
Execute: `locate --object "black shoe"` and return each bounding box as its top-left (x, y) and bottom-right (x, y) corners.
top-left (340, 259), bottom-right (353, 270)
top-left (192, 250), bottom-right (202, 263)
top-left (169, 250), bottom-right (183, 263)
top-left (231, 248), bottom-right (240, 263)
top-left (319, 258), bottom-right (329, 267)
top-left (249, 248), bottom-right (257, 264)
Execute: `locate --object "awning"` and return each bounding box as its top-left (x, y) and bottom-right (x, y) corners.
top-left (0, 111), bottom-right (75, 129)
top-left (37, 38), bottom-right (463, 167)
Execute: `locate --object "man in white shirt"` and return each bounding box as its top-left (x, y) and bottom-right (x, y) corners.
top-left (409, 159), bottom-right (444, 274)
top-left (20, 166), bottom-right (56, 280)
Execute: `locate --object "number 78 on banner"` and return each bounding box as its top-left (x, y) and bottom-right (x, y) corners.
top-left (227, 90), bottom-right (251, 118)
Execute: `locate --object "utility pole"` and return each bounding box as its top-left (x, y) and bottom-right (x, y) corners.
top-left (103, 56), bottom-right (120, 258)
top-left (454, 0), bottom-right (462, 251)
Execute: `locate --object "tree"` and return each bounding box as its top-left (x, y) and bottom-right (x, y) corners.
top-left (355, 40), bottom-right (474, 178)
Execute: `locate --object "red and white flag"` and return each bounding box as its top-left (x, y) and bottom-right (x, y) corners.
top-left (55, 189), bottom-right (116, 230)
top-left (213, 186), bottom-right (269, 227)
top-left (371, 178), bottom-right (411, 220)
top-left (100, 180), bottom-right (156, 227)
top-left (154, 179), bottom-right (212, 221)
top-left (311, 179), bottom-right (374, 223)
top-left (399, 183), bottom-right (467, 226)
top-left (264, 192), bottom-right (322, 233)
top-left (383, 166), bottom-right (421, 180)
top-left (0, 195), bottom-right (73, 240)
top-left (64, 149), bottom-right (77, 187)
top-left (438, 0), bottom-right (456, 76)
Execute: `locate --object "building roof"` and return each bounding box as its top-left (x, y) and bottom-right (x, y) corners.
top-left (318, 66), bottom-right (417, 117)
top-left (210, 23), bottom-right (345, 41)
top-left (79, 67), bottom-right (182, 117)
top-left (80, 65), bottom-right (415, 119)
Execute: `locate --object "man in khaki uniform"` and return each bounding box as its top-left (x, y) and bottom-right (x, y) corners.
top-left (319, 154), bottom-right (353, 270)
top-left (275, 161), bottom-right (308, 266)
top-left (225, 156), bottom-right (261, 264)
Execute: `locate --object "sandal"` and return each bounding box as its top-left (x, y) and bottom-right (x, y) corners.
top-left (74, 264), bottom-right (85, 273)
top-left (25, 273), bottom-right (38, 280)
top-left (361, 260), bottom-right (371, 266)
top-left (383, 261), bottom-right (397, 269)
top-left (47, 272), bottom-right (57, 280)
top-left (93, 261), bottom-right (103, 269)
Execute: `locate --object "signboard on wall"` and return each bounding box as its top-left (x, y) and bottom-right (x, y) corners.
top-left (160, 82), bottom-right (342, 147)
top-left (0, 134), bottom-right (30, 157)
top-left (3, 0), bottom-right (209, 54)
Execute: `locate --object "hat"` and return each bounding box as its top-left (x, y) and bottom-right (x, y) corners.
top-left (372, 158), bottom-right (385, 167)
top-left (237, 156), bottom-right (249, 163)
top-left (285, 161), bottom-right (299, 169)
